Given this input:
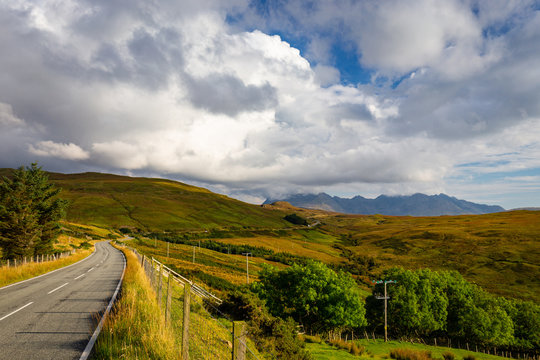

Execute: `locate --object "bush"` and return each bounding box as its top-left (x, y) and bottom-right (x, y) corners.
top-left (220, 290), bottom-right (312, 360)
top-left (350, 342), bottom-right (365, 356)
top-left (284, 214), bottom-right (308, 226)
top-left (301, 335), bottom-right (322, 344)
top-left (390, 348), bottom-right (432, 360)
top-left (442, 352), bottom-right (455, 360)
top-left (327, 339), bottom-right (365, 356)
top-left (79, 241), bottom-right (92, 249)
top-left (463, 355), bottom-right (476, 360)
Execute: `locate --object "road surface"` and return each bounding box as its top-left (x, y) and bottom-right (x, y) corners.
top-left (0, 241), bottom-right (125, 360)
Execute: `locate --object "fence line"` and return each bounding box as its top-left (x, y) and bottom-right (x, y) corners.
top-left (0, 251), bottom-right (75, 268)
top-left (121, 244), bottom-right (261, 359)
top-left (354, 332), bottom-right (539, 360)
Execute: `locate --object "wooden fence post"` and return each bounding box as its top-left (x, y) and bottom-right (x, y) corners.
top-left (165, 274), bottom-right (172, 324)
top-left (150, 260), bottom-right (155, 288)
top-left (232, 321), bottom-right (247, 360)
top-left (182, 283), bottom-right (191, 360)
top-left (157, 264), bottom-right (163, 306)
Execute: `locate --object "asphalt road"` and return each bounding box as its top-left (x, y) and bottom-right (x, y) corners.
top-left (0, 241), bottom-right (125, 360)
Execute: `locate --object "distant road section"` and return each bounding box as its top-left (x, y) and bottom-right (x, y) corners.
top-left (0, 241), bottom-right (125, 360)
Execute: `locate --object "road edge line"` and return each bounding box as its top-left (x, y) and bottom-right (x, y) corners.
top-left (79, 243), bottom-right (126, 360)
top-left (0, 244), bottom-right (98, 291)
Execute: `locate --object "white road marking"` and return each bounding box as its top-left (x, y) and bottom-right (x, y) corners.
top-left (0, 302), bottom-right (34, 321)
top-left (48, 282), bottom-right (69, 294)
top-left (74, 274), bottom-right (85, 280)
top-left (87, 267), bottom-right (95, 273)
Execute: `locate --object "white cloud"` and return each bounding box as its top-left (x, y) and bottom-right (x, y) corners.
top-left (0, 1), bottom-right (539, 209)
top-left (92, 141), bottom-right (147, 169)
top-left (28, 140), bottom-right (89, 160)
top-left (0, 102), bottom-right (25, 127)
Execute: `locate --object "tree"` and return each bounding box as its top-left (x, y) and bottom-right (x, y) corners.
top-left (366, 268), bottom-right (448, 338)
top-left (253, 260), bottom-right (366, 335)
top-left (0, 164), bottom-right (67, 259)
top-left (367, 267), bottom-right (516, 346)
top-left (283, 214), bottom-right (308, 226)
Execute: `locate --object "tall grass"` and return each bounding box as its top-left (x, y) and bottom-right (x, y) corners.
top-left (390, 348), bottom-right (432, 360)
top-left (91, 248), bottom-right (180, 359)
top-left (0, 249), bottom-right (92, 288)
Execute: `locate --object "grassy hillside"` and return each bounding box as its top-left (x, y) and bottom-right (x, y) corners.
top-left (311, 210), bottom-right (540, 301)
top-left (0, 169), bottom-right (291, 231)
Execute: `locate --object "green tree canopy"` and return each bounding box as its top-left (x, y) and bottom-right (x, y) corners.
top-left (0, 164), bottom-right (67, 259)
top-left (253, 260), bottom-right (366, 334)
top-left (367, 267), bottom-right (521, 347)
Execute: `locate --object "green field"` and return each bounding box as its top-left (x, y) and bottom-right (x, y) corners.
top-left (306, 339), bottom-right (509, 360)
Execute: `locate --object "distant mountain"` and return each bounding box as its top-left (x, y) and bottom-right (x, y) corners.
top-left (264, 193), bottom-right (505, 216)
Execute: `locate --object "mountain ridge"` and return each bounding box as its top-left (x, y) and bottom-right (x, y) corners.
top-left (264, 192), bottom-right (505, 216)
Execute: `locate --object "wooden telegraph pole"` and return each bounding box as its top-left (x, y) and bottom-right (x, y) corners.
top-left (242, 253), bottom-right (251, 284)
top-left (373, 279), bottom-right (397, 342)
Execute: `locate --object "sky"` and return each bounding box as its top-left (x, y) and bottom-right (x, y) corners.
top-left (1, 0), bottom-right (539, 209)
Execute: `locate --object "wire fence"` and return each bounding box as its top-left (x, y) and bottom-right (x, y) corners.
top-left (122, 244), bottom-right (261, 360)
top-left (0, 251), bottom-right (75, 268)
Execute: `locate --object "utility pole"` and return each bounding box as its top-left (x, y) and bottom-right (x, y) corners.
top-left (373, 279), bottom-right (397, 342)
top-left (242, 253), bottom-right (251, 284)
top-left (192, 246), bottom-right (195, 264)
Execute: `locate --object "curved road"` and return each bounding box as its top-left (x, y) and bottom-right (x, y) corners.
top-left (0, 241), bottom-right (125, 360)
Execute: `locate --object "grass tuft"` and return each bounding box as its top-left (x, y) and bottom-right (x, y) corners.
top-left (390, 348), bottom-right (432, 360)
top-left (442, 351), bottom-right (456, 360)
top-left (91, 248), bottom-right (180, 359)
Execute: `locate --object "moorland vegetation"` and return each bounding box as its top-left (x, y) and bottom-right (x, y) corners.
top-left (1, 168), bottom-right (538, 358)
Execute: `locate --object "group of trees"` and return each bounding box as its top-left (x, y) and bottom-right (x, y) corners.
top-left (366, 268), bottom-right (540, 350)
top-left (248, 260), bottom-right (539, 352)
top-left (0, 164), bottom-right (67, 259)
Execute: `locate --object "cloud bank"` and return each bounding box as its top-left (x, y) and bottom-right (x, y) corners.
top-left (0, 0), bottom-right (539, 208)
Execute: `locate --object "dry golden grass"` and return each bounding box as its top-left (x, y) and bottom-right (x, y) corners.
top-left (217, 235), bottom-right (342, 263)
top-left (0, 249), bottom-right (93, 288)
top-left (94, 244), bottom-right (261, 359)
top-left (91, 247), bottom-right (180, 359)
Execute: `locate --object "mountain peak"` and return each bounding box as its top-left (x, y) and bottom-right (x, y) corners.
top-left (266, 193), bottom-right (504, 216)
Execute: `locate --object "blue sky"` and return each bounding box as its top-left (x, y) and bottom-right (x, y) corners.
top-left (0, 0), bottom-right (539, 209)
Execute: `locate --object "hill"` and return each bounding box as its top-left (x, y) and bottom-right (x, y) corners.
top-left (265, 192), bottom-right (505, 216)
top-left (0, 169), bottom-right (290, 231)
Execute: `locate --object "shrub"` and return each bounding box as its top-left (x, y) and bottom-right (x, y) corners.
top-left (329, 338), bottom-right (350, 350)
top-left (79, 241), bottom-right (92, 249)
top-left (284, 214), bottom-right (308, 226)
top-left (327, 339), bottom-right (365, 356)
top-left (220, 290), bottom-right (312, 360)
top-left (463, 355), bottom-right (476, 360)
top-left (442, 352), bottom-right (455, 360)
top-left (390, 348), bottom-right (432, 360)
top-left (302, 335), bottom-right (322, 344)
top-left (350, 342), bottom-right (365, 356)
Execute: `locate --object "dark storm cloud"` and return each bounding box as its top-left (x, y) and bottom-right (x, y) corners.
top-left (185, 73), bottom-right (278, 116)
